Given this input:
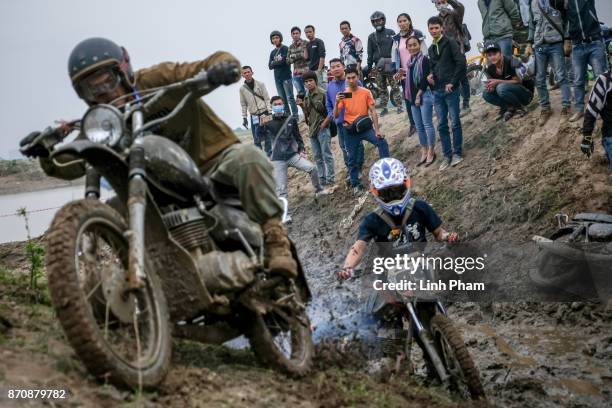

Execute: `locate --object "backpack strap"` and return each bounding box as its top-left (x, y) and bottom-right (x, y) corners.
top-left (375, 198), bottom-right (416, 239)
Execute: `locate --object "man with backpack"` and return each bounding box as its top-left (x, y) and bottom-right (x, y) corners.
top-left (268, 96), bottom-right (329, 216)
top-left (526, 0), bottom-right (571, 126)
top-left (303, 71), bottom-right (336, 190)
top-left (239, 65), bottom-right (272, 156)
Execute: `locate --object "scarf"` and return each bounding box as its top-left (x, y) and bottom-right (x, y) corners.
top-left (405, 52), bottom-right (424, 102)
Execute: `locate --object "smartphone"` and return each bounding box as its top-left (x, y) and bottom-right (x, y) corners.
top-left (341, 92), bottom-right (353, 99)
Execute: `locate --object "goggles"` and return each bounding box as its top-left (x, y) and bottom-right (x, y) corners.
top-left (76, 67), bottom-right (122, 102)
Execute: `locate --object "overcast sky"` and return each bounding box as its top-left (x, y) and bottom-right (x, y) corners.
top-left (1, 1), bottom-right (611, 158)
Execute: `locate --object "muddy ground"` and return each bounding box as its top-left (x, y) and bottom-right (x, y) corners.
top-left (1, 89), bottom-right (612, 407)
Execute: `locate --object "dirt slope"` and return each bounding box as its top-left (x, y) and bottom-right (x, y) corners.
top-left (1, 88), bottom-right (611, 407)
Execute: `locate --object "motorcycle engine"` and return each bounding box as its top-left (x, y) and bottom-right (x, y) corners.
top-left (162, 207), bottom-right (215, 254)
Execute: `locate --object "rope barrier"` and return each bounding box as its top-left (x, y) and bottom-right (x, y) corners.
top-left (0, 206), bottom-right (61, 218)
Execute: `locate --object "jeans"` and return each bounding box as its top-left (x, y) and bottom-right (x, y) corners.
top-left (603, 133), bottom-right (612, 173)
top-left (337, 125), bottom-right (364, 170)
top-left (495, 37), bottom-right (513, 59)
top-left (250, 116), bottom-right (272, 157)
top-left (293, 75), bottom-right (306, 95)
top-left (275, 77), bottom-right (298, 118)
top-left (310, 127), bottom-right (335, 185)
top-left (433, 88), bottom-right (463, 159)
top-left (572, 40), bottom-right (608, 112)
top-left (535, 42), bottom-right (571, 109)
top-left (272, 154), bottom-right (321, 199)
top-left (316, 70), bottom-right (327, 90)
top-left (401, 80), bottom-right (416, 126)
top-left (345, 127), bottom-right (390, 187)
top-left (410, 90), bottom-right (436, 147)
top-left (483, 83), bottom-right (533, 110)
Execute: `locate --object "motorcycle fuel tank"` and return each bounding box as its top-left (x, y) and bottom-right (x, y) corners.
top-left (142, 135), bottom-right (208, 198)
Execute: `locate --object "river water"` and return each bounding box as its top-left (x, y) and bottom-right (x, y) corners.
top-left (0, 185), bottom-right (111, 244)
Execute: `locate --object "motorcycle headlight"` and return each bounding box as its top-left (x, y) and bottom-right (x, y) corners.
top-left (82, 104), bottom-right (124, 146)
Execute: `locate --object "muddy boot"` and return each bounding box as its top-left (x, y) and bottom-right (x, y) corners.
top-left (538, 109), bottom-right (552, 126)
top-left (262, 218), bottom-right (297, 278)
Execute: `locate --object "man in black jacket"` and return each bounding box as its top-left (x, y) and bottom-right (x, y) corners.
top-left (427, 16), bottom-right (466, 171)
top-left (268, 96), bottom-right (328, 215)
top-left (367, 11), bottom-right (403, 116)
top-left (567, 0), bottom-right (608, 123)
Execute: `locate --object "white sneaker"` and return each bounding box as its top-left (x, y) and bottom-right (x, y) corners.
top-left (450, 155), bottom-right (464, 167)
top-left (315, 188), bottom-right (331, 198)
top-left (439, 157), bottom-right (452, 171)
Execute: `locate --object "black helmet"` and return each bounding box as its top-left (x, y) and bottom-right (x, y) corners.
top-left (270, 30), bottom-right (283, 44)
top-left (370, 11), bottom-right (386, 30)
top-left (68, 37), bottom-right (134, 102)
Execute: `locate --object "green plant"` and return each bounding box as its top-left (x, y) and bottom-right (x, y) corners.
top-left (16, 207), bottom-right (46, 298)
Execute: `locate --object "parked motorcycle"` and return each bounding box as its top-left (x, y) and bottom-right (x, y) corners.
top-left (19, 63), bottom-right (314, 389)
top-left (361, 65), bottom-right (400, 108)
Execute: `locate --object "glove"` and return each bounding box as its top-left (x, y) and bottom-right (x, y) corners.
top-left (242, 117), bottom-right (249, 129)
top-left (19, 131), bottom-right (49, 158)
top-left (563, 40), bottom-right (572, 57)
top-left (207, 61), bottom-right (241, 87)
top-left (580, 135), bottom-right (594, 157)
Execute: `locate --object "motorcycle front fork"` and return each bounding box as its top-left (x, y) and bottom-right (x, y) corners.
top-left (405, 301), bottom-right (450, 384)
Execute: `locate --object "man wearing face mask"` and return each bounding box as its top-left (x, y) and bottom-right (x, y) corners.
top-left (367, 11), bottom-right (404, 116)
top-left (268, 96), bottom-right (329, 215)
top-left (434, 0), bottom-right (472, 117)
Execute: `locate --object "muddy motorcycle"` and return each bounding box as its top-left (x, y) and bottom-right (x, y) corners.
top-left (361, 65), bottom-right (400, 108)
top-left (371, 249), bottom-right (486, 401)
top-left (19, 63), bottom-right (313, 389)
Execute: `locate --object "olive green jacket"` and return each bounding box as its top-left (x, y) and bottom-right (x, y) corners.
top-left (42, 51), bottom-right (240, 179)
top-left (478, 0), bottom-right (522, 41)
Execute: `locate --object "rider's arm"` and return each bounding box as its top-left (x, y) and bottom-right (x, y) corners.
top-left (136, 51), bottom-right (241, 93)
top-left (341, 240), bottom-right (368, 273)
top-left (432, 227), bottom-right (458, 243)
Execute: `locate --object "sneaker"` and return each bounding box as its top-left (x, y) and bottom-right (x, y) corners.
top-left (460, 106), bottom-right (471, 118)
top-left (396, 107), bottom-right (404, 114)
top-left (380, 108), bottom-right (389, 117)
top-left (515, 107), bottom-right (527, 118)
top-left (569, 111), bottom-right (584, 122)
top-left (315, 188), bottom-right (330, 198)
top-left (496, 109), bottom-right (507, 121)
top-left (353, 185), bottom-right (366, 196)
top-left (503, 110), bottom-right (515, 122)
top-left (450, 155), bottom-right (464, 167)
top-left (408, 124), bottom-right (416, 136)
top-left (561, 106), bottom-right (570, 117)
top-left (439, 157), bottom-right (452, 171)
top-left (538, 109), bottom-right (552, 126)
top-left (325, 184), bottom-right (338, 194)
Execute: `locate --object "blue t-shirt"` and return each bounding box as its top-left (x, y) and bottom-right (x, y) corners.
top-left (358, 200), bottom-right (442, 242)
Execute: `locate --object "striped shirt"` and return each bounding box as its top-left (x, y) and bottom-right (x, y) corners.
top-left (583, 70), bottom-right (612, 137)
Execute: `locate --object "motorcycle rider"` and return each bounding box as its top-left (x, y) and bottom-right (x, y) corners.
top-left (19, 37), bottom-right (299, 278)
top-left (337, 158), bottom-right (458, 370)
top-left (367, 11), bottom-right (404, 116)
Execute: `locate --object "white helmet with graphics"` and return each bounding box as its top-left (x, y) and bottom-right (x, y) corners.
top-left (368, 158), bottom-right (413, 216)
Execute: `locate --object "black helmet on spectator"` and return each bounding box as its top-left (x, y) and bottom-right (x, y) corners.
top-left (270, 30), bottom-right (283, 44)
top-left (370, 11), bottom-right (386, 31)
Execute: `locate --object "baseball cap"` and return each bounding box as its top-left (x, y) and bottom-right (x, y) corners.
top-left (484, 40), bottom-right (501, 53)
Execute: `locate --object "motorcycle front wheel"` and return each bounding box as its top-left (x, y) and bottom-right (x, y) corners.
top-left (246, 279), bottom-right (313, 376)
top-left (46, 199), bottom-right (171, 389)
top-left (466, 64), bottom-right (487, 96)
top-left (429, 314), bottom-right (485, 401)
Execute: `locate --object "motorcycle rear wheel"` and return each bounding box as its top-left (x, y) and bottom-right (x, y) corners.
top-left (429, 314), bottom-right (485, 401)
top-left (46, 199), bottom-right (171, 389)
top-left (246, 280), bottom-right (313, 376)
